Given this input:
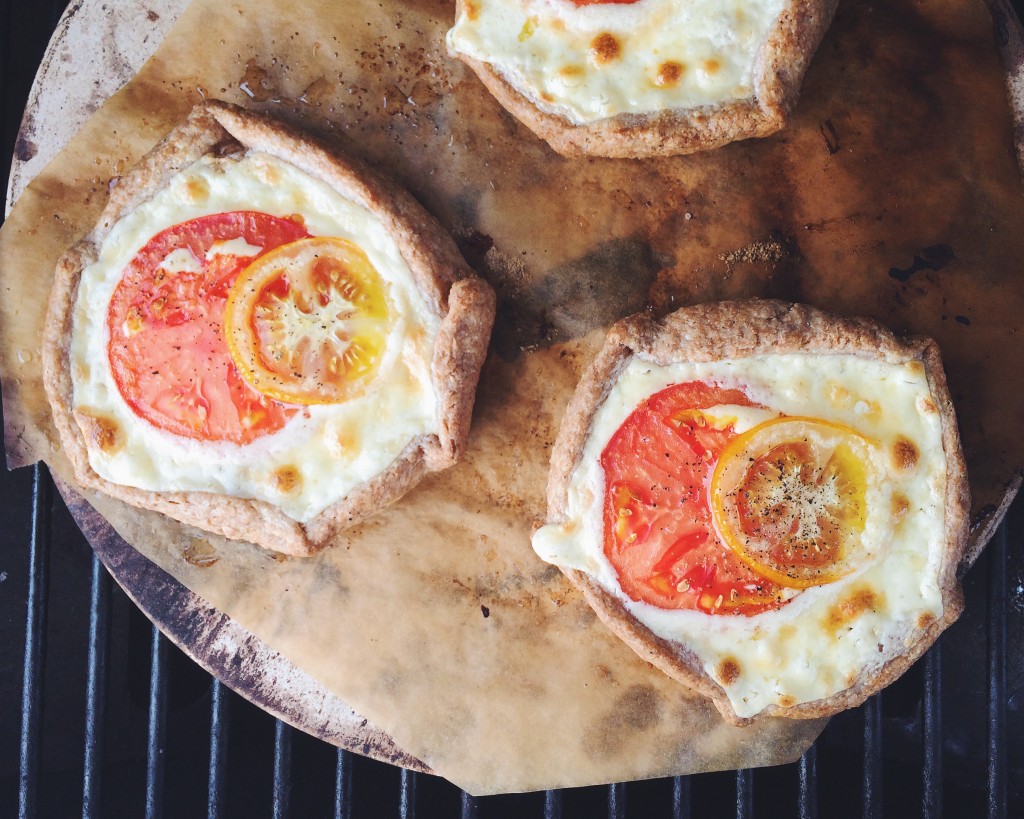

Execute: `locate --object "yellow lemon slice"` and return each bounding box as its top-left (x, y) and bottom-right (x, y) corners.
top-left (710, 416), bottom-right (877, 589)
top-left (225, 237), bottom-right (391, 405)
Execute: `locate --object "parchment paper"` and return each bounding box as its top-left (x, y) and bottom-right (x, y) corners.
top-left (1, 0), bottom-right (1023, 795)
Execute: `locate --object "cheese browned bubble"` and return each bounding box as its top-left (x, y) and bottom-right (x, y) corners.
top-left (71, 152), bottom-right (440, 522)
top-left (447, 0), bottom-right (787, 124)
top-left (532, 353), bottom-right (948, 719)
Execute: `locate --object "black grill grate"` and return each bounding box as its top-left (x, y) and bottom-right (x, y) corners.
top-left (17, 467), bottom-right (50, 819)
top-left (2, 3), bottom-right (1024, 816)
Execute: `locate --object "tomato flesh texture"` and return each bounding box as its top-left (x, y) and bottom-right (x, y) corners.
top-left (737, 442), bottom-right (845, 569)
top-left (107, 212), bottom-right (310, 444)
top-left (253, 259), bottom-right (381, 384)
top-left (728, 435), bottom-right (868, 586)
top-left (601, 382), bottom-right (787, 615)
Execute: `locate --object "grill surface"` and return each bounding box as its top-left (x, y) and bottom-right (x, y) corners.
top-left (2, 3), bottom-right (1023, 816)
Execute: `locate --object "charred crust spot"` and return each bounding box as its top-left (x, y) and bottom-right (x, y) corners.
top-left (825, 585), bottom-right (883, 633)
top-left (656, 61), bottom-right (685, 87)
top-left (891, 437), bottom-right (919, 471)
top-left (271, 465), bottom-right (302, 494)
top-left (717, 657), bottom-right (741, 686)
top-left (75, 408), bottom-right (124, 455)
top-left (590, 33), bottom-right (622, 65)
top-left (917, 612), bottom-right (936, 630)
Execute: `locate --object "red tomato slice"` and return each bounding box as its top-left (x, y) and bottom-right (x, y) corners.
top-left (107, 212), bottom-right (310, 444)
top-left (600, 382), bottom-right (789, 616)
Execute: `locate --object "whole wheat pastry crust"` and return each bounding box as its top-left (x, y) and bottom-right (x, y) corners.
top-left (42, 101), bottom-right (496, 557)
top-left (545, 300), bottom-right (969, 724)
top-left (450, 0), bottom-right (838, 159)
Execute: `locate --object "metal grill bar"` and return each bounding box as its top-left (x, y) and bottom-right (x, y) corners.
top-left (862, 696), bottom-right (882, 819)
top-left (334, 749), bottom-right (352, 819)
top-left (543, 789), bottom-right (562, 819)
top-left (145, 626), bottom-right (167, 819)
top-left (207, 680), bottom-right (228, 819)
top-left (400, 768), bottom-right (417, 819)
top-left (736, 769), bottom-right (753, 819)
top-left (608, 781), bottom-right (626, 819)
top-left (459, 790), bottom-right (478, 819)
top-left (272, 720), bottom-right (293, 819)
top-left (82, 552), bottom-right (111, 819)
top-left (987, 527), bottom-right (1008, 819)
top-left (672, 775), bottom-right (692, 819)
top-left (922, 643), bottom-right (942, 819)
top-left (17, 465), bottom-right (51, 819)
top-left (798, 746), bottom-right (817, 819)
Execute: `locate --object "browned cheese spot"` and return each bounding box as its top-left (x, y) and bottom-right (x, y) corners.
top-left (540, 92), bottom-right (555, 103)
top-left (656, 61), bottom-right (685, 87)
top-left (908, 360), bottom-right (925, 376)
top-left (825, 585), bottom-right (884, 634)
top-left (703, 58), bottom-right (722, 75)
top-left (590, 33), bottom-right (622, 65)
top-left (891, 437), bottom-right (919, 471)
top-left (778, 695), bottom-right (797, 708)
top-left (185, 178), bottom-right (209, 201)
top-left (921, 397), bottom-right (938, 414)
top-left (75, 408), bottom-right (124, 455)
top-left (917, 612), bottom-right (937, 630)
top-left (272, 465), bottom-right (302, 494)
top-left (830, 384), bottom-right (851, 407)
top-left (465, 0), bottom-right (480, 21)
top-left (717, 657), bottom-right (742, 686)
top-left (559, 64), bottom-right (584, 78)
top-left (288, 213), bottom-right (306, 227)
top-left (891, 493), bottom-right (911, 524)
